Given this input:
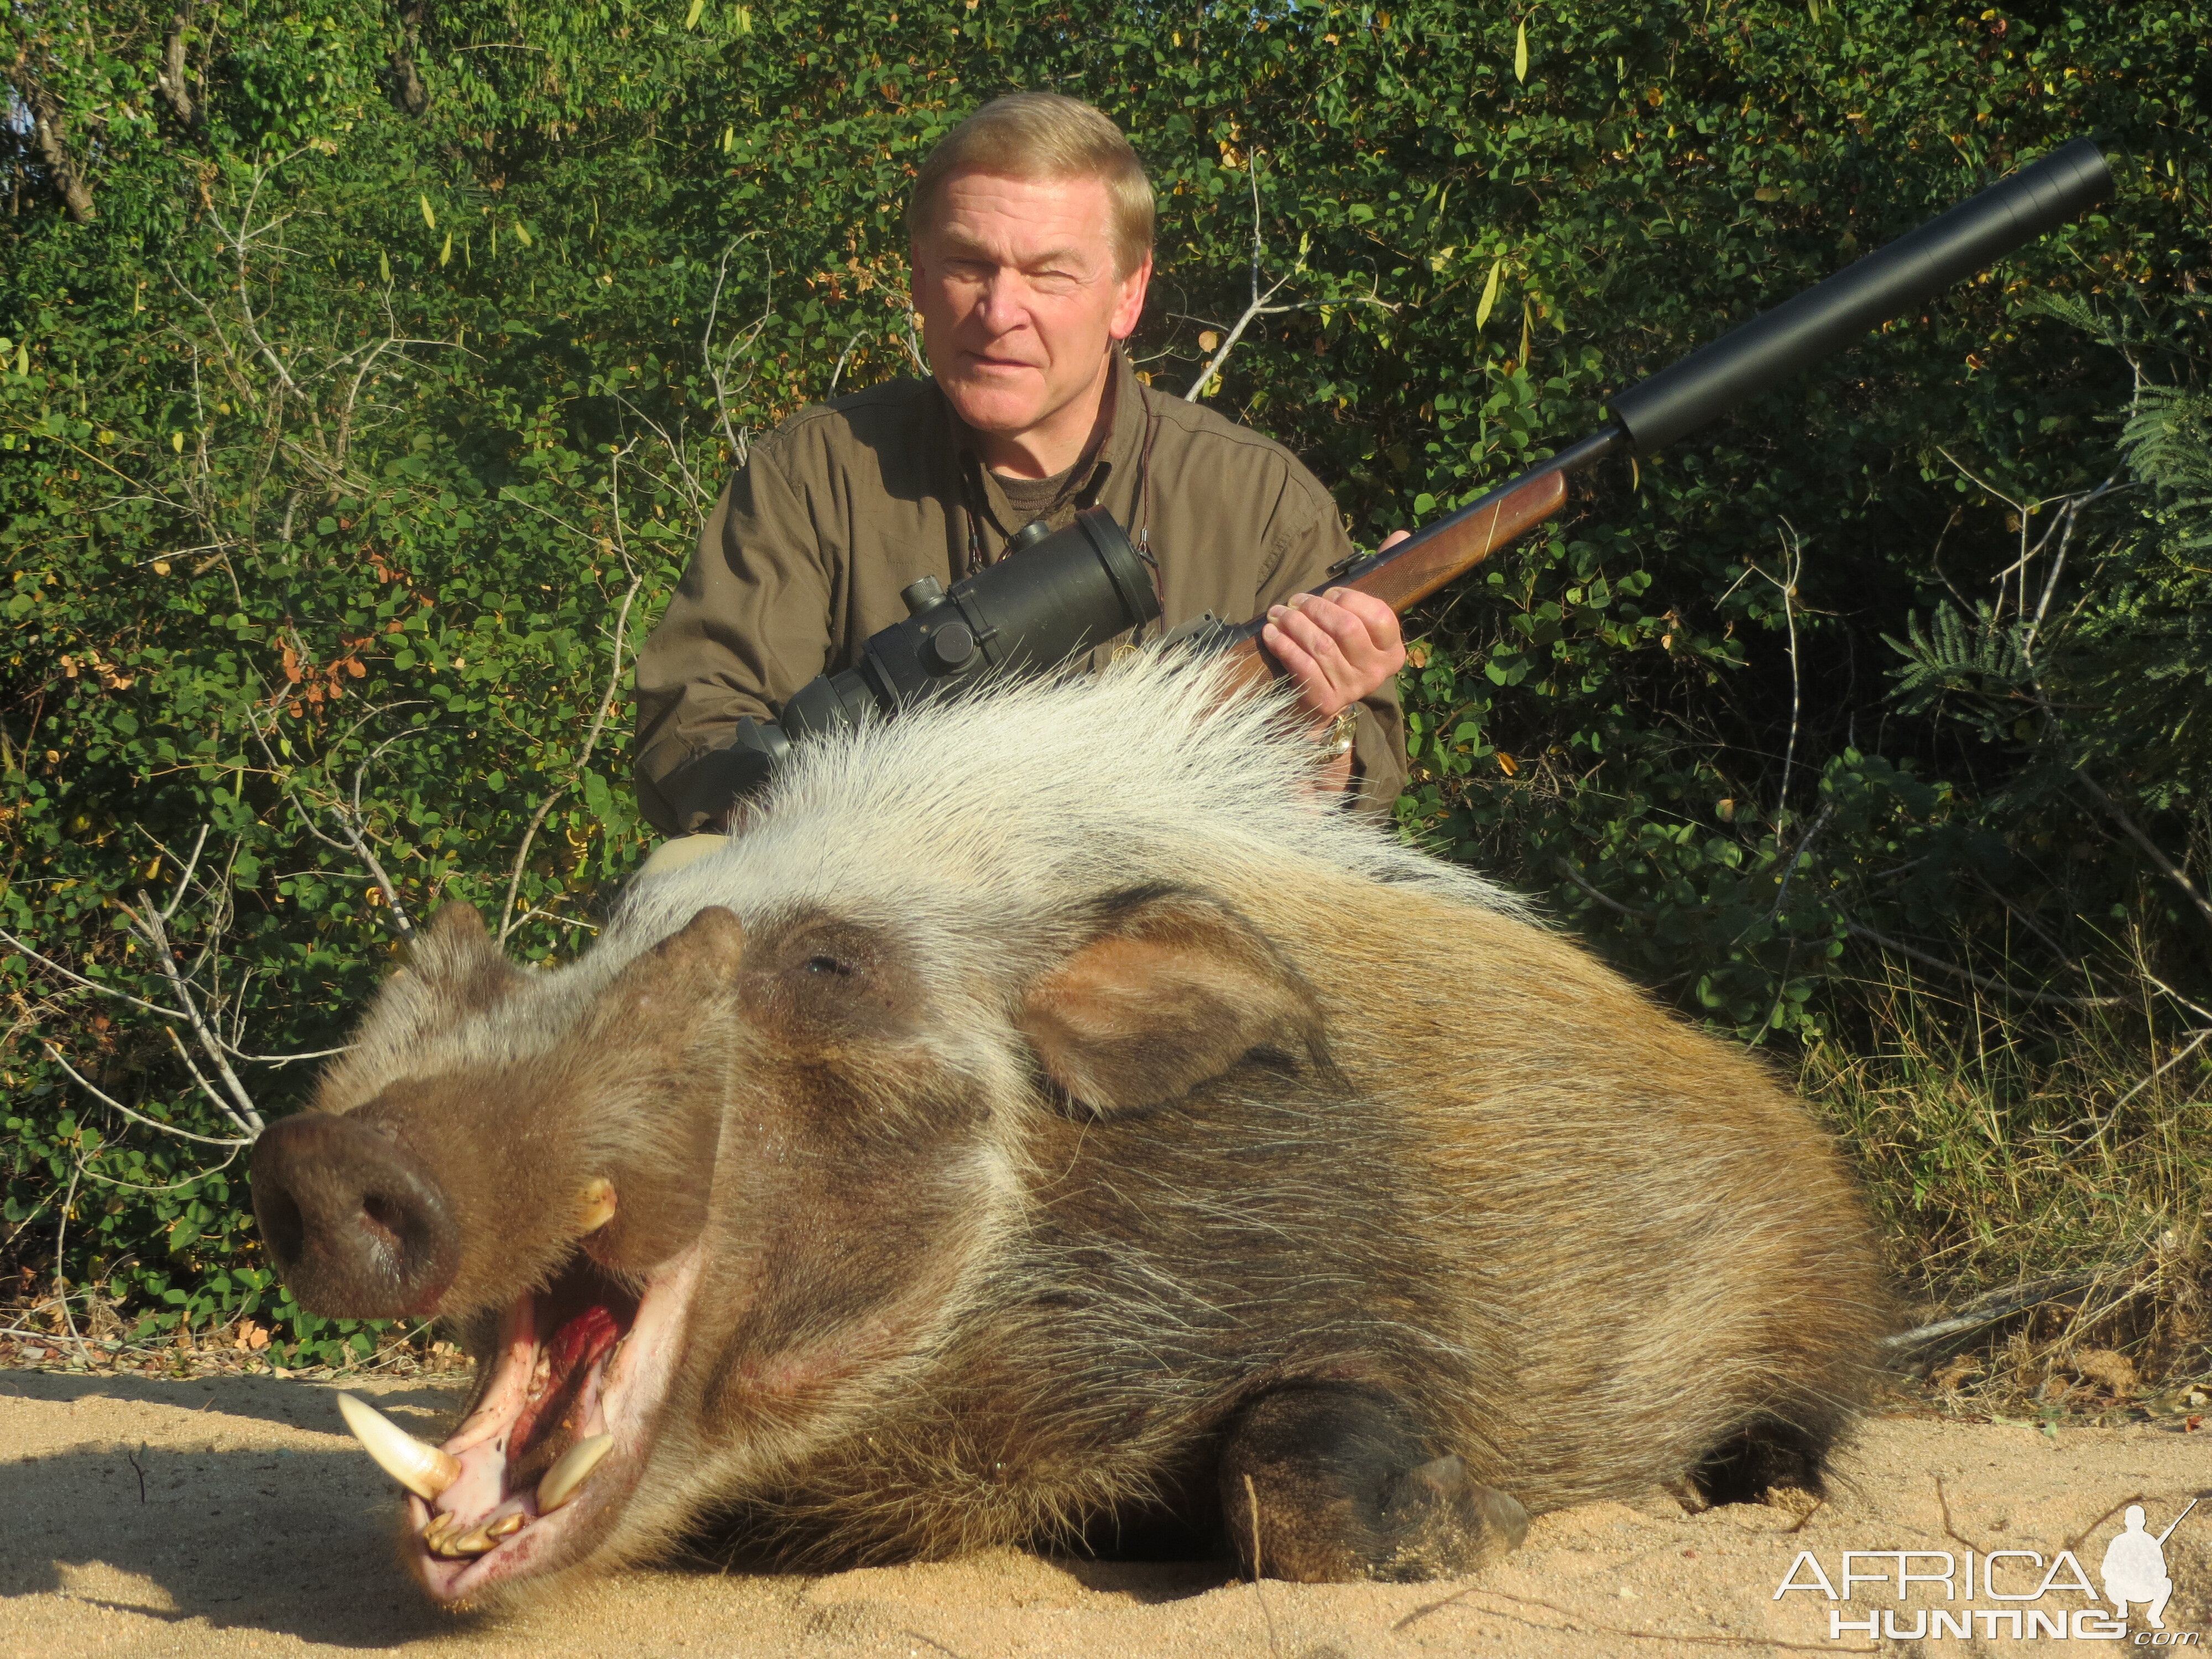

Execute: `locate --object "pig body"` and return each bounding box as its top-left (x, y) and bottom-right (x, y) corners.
top-left (253, 652), bottom-right (1887, 1602)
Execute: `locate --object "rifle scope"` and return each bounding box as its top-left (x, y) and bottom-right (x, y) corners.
top-left (723, 505), bottom-right (1160, 772)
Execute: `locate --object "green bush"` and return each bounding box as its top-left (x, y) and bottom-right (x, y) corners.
top-left (3, 0), bottom-right (2207, 1362)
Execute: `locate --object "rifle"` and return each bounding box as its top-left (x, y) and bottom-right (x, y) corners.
top-left (1198, 135), bottom-right (2113, 695)
top-left (714, 138), bottom-right (2112, 784)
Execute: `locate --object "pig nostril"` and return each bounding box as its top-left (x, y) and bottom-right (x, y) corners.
top-left (359, 1192), bottom-right (406, 1254)
top-left (252, 1112), bottom-right (458, 1317)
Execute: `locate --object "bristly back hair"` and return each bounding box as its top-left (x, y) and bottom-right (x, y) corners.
top-left (611, 649), bottom-right (1530, 983)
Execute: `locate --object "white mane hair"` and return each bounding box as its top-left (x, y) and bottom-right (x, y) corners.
top-left (489, 649), bottom-right (1531, 1063)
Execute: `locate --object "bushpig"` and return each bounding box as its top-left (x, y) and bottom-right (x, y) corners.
top-left (251, 651), bottom-right (1888, 1605)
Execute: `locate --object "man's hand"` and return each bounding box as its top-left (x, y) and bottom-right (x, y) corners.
top-left (1262, 531), bottom-right (1410, 797)
top-left (1261, 529), bottom-right (1412, 729)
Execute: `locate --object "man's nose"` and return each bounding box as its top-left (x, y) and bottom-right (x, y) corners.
top-left (972, 268), bottom-right (1029, 332)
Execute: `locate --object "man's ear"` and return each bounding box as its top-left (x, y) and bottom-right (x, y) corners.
top-left (1109, 250), bottom-right (1154, 341)
top-left (1016, 887), bottom-right (1327, 1115)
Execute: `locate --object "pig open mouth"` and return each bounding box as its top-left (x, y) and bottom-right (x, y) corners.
top-left (351, 1243), bottom-right (703, 1603)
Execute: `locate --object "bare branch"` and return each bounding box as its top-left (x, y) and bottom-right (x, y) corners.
top-left (1183, 150), bottom-right (1396, 404)
top-left (117, 892), bottom-right (265, 1134)
top-left (160, 825), bottom-right (212, 922)
top-left (2072, 768), bottom-right (2212, 938)
top-left (253, 710), bottom-right (424, 940)
top-left (53, 1162), bottom-right (88, 1364)
top-left (0, 923), bottom-right (190, 1022)
top-left (76, 1142), bottom-right (244, 1194)
top-left (42, 1045), bottom-right (255, 1147)
top-left (825, 332), bottom-right (865, 400)
top-left (501, 448), bottom-right (648, 943)
top-left (1838, 919), bottom-right (2121, 1008)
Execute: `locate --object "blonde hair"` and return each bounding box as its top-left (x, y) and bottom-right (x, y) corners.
top-left (905, 93), bottom-right (1155, 277)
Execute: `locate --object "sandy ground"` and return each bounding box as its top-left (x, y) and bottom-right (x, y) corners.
top-left (3, 1370), bottom-right (2208, 1658)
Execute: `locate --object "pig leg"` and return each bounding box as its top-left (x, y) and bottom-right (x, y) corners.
top-left (1218, 1383), bottom-right (1528, 1582)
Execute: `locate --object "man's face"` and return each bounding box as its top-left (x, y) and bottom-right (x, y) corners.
top-left (910, 170), bottom-right (1151, 455)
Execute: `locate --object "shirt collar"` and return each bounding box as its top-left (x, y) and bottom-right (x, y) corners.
top-left (936, 350), bottom-right (1151, 549)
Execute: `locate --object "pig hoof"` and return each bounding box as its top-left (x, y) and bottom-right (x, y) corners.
top-left (1219, 1383), bottom-right (1526, 1583)
top-left (1378, 1454), bottom-right (1529, 1579)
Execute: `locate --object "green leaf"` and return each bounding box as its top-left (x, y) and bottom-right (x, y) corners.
top-left (1475, 258), bottom-right (1504, 329)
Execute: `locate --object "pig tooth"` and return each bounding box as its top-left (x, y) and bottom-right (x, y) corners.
top-left (574, 1178), bottom-right (617, 1234)
top-left (535, 1433), bottom-right (615, 1512)
top-left (337, 1391), bottom-right (460, 1500)
top-left (444, 1525), bottom-right (497, 1556)
top-left (487, 1513), bottom-right (526, 1540)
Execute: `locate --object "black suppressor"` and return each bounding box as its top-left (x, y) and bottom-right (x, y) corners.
top-left (725, 505), bottom-right (1159, 771)
top-left (1608, 137), bottom-right (2114, 456)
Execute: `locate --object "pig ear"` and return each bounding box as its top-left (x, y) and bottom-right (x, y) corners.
top-left (1017, 888), bottom-right (1327, 1115)
top-left (314, 903), bottom-right (527, 1107)
top-left (587, 905), bottom-right (747, 1035)
top-left (405, 903), bottom-right (528, 1015)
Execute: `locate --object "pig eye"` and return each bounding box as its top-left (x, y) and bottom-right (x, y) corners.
top-left (804, 954), bottom-right (853, 977)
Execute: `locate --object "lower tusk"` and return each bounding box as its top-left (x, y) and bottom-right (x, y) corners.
top-left (574, 1178), bottom-right (617, 1234)
top-left (536, 1433), bottom-right (615, 1513)
top-left (337, 1391), bottom-right (460, 1500)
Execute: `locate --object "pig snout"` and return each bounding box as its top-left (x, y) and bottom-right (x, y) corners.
top-left (252, 1113), bottom-right (461, 1318)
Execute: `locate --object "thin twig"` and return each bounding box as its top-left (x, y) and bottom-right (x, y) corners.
top-left (0, 924), bottom-right (190, 1023)
top-left (119, 891), bottom-right (264, 1134)
top-left (1882, 1275), bottom-right (2094, 1349)
top-left (41, 1044), bottom-right (255, 1147)
top-left (1241, 1473), bottom-right (1281, 1659)
top-left (1764, 799), bottom-right (1837, 925)
top-left (2072, 768), bottom-right (2212, 937)
top-left (1838, 919), bottom-right (2121, 1008)
top-left (53, 1162), bottom-right (88, 1366)
top-left (500, 445), bottom-right (648, 943)
top-left (76, 1141), bottom-right (243, 1193)
top-left (825, 332), bottom-right (864, 399)
top-left (1184, 150), bottom-right (1394, 403)
top-left (1557, 859), bottom-right (1656, 918)
top-left (2105, 1027), bottom-right (2212, 1116)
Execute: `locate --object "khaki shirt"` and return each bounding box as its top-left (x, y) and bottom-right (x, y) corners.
top-left (633, 352), bottom-right (1407, 832)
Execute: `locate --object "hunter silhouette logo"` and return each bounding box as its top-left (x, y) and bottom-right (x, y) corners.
top-left (2105, 1501), bottom-right (2198, 1630)
top-left (1775, 1497), bottom-right (2200, 1643)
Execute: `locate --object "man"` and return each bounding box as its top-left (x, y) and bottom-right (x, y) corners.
top-left (633, 92), bottom-right (1408, 834)
top-left (2100, 1504), bottom-right (2178, 1630)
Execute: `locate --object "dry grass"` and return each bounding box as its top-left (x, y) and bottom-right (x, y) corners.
top-left (1802, 959), bottom-right (2212, 1414)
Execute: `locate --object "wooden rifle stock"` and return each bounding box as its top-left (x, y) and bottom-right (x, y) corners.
top-left (1203, 463), bottom-right (1572, 695)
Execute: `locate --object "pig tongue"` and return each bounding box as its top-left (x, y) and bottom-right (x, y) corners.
top-left (506, 1300), bottom-right (626, 1487)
